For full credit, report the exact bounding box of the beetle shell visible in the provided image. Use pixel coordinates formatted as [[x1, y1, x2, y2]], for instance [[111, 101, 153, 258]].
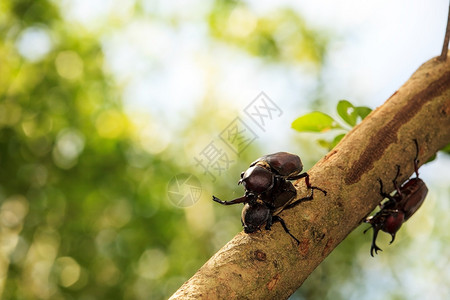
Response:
[[383, 211, 405, 234], [269, 179, 297, 214], [396, 178, 428, 220], [241, 202, 270, 233], [252, 152, 304, 177], [239, 165, 274, 194]]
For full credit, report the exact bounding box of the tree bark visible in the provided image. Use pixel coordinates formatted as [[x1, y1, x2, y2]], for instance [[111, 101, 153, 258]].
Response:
[[169, 52, 450, 300]]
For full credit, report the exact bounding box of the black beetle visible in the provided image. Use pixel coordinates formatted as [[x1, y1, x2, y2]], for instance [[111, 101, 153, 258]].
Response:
[[239, 189, 316, 244], [364, 140, 428, 256], [213, 152, 326, 243], [241, 152, 326, 201], [213, 152, 326, 208]]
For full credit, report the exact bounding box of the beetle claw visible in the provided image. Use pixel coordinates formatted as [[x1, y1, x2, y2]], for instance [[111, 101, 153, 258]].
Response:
[[370, 244, 383, 257], [363, 225, 372, 234], [212, 196, 223, 203], [311, 186, 327, 196], [389, 233, 396, 244]]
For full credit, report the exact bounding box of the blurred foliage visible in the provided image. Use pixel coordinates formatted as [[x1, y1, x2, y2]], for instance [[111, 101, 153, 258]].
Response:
[[208, 0, 328, 66], [292, 100, 450, 157], [1, 1, 321, 299], [0, 1, 218, 299]]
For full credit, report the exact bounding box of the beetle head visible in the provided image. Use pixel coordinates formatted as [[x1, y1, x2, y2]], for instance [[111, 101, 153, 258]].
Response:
[[239, 165, 274, 195], [383, 210, 404, 235], [241, 202, 270, 233]]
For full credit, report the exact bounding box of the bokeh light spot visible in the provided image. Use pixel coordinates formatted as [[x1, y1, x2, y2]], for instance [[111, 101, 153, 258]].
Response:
[[53, 128, 85, 169], [0, 102, 22, 127], [55, 51, 84, 80], [16, 26, 53, 62], [227, 7, 257, 38], [137, 248, 168, 279], [95, 110, 126, 139], [56, 257, 81, 288], [0, 195, 29, 229]]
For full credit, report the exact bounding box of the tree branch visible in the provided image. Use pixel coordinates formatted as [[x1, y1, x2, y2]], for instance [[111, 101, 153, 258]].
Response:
[[170, 52, 450, 299], [439, 3, 450, 61]]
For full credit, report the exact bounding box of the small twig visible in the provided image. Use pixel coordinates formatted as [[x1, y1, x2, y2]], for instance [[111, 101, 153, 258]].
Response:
[[439, 3, 450, 61]]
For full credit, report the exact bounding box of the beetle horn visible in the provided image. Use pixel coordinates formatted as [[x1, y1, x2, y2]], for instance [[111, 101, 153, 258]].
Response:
[[389, 233, 396, 244]]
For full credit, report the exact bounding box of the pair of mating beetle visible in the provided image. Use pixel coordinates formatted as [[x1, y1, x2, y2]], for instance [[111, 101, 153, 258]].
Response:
[[213, 152, 326, 244], [213, 140, 427, 256]]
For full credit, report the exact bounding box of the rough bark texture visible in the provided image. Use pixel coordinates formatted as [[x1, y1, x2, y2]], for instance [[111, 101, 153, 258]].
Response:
[[170, 52, 450, 300]]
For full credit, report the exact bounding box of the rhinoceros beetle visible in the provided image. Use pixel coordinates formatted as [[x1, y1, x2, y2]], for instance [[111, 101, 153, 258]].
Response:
[[240, 198, 310, 244], [364, 140, 428, 256], [213, 152, 326, 208], [212, 152, 327, 244]]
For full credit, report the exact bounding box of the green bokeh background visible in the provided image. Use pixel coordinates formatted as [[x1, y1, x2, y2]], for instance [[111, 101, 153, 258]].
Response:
[[1, 1, 449, 299]]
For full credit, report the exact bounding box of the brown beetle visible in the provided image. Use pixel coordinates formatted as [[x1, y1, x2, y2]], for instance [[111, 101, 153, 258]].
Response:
[[364, 140, 428, 256], [213, 152, 325, 208], [213, 152, 326, 243]]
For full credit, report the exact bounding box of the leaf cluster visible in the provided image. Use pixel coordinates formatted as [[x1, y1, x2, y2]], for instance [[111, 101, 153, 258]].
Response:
[[291, 100, 372, 150]]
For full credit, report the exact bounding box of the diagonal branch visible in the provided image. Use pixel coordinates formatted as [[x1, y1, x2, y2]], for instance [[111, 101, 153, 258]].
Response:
[[170, 52, 450, 300]]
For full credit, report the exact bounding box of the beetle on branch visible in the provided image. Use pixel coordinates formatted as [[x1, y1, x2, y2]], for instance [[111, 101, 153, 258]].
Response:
[[213, 152, 326, 244], [364, 140, 428, 256]]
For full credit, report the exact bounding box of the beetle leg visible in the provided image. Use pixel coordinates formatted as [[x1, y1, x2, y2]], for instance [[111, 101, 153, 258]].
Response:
[[378, 178, 395, 202], [364, 225, 383, 257], [284, 188, 314, 210], [393, 165, 402, 196], [413, 139, 420, 178], [212, 195, 247, 205], [370, 228, 383, 257], [272, 215, 300, 245], [286, 172, 307, 181], [265, 214, 273, 230], [363, 224, 372, 234], [288, 172, 327, 196]]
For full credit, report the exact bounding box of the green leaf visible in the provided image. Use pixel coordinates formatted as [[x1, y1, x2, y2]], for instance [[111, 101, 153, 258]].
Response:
[[426, 154, 437, 163], [337, 100, 372, 127], [317, 133, 346, 151], [292, 111, 341, 132], [440, 143, 450, 154], [331, 133, 346, 148], [355, 106, 372, 120], [337, 100, 357, 126], [317, 139, 331, 149]]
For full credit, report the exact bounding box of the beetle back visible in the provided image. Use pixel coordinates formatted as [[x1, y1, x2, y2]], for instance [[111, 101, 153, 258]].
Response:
[[258, 152, 304, 177]]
